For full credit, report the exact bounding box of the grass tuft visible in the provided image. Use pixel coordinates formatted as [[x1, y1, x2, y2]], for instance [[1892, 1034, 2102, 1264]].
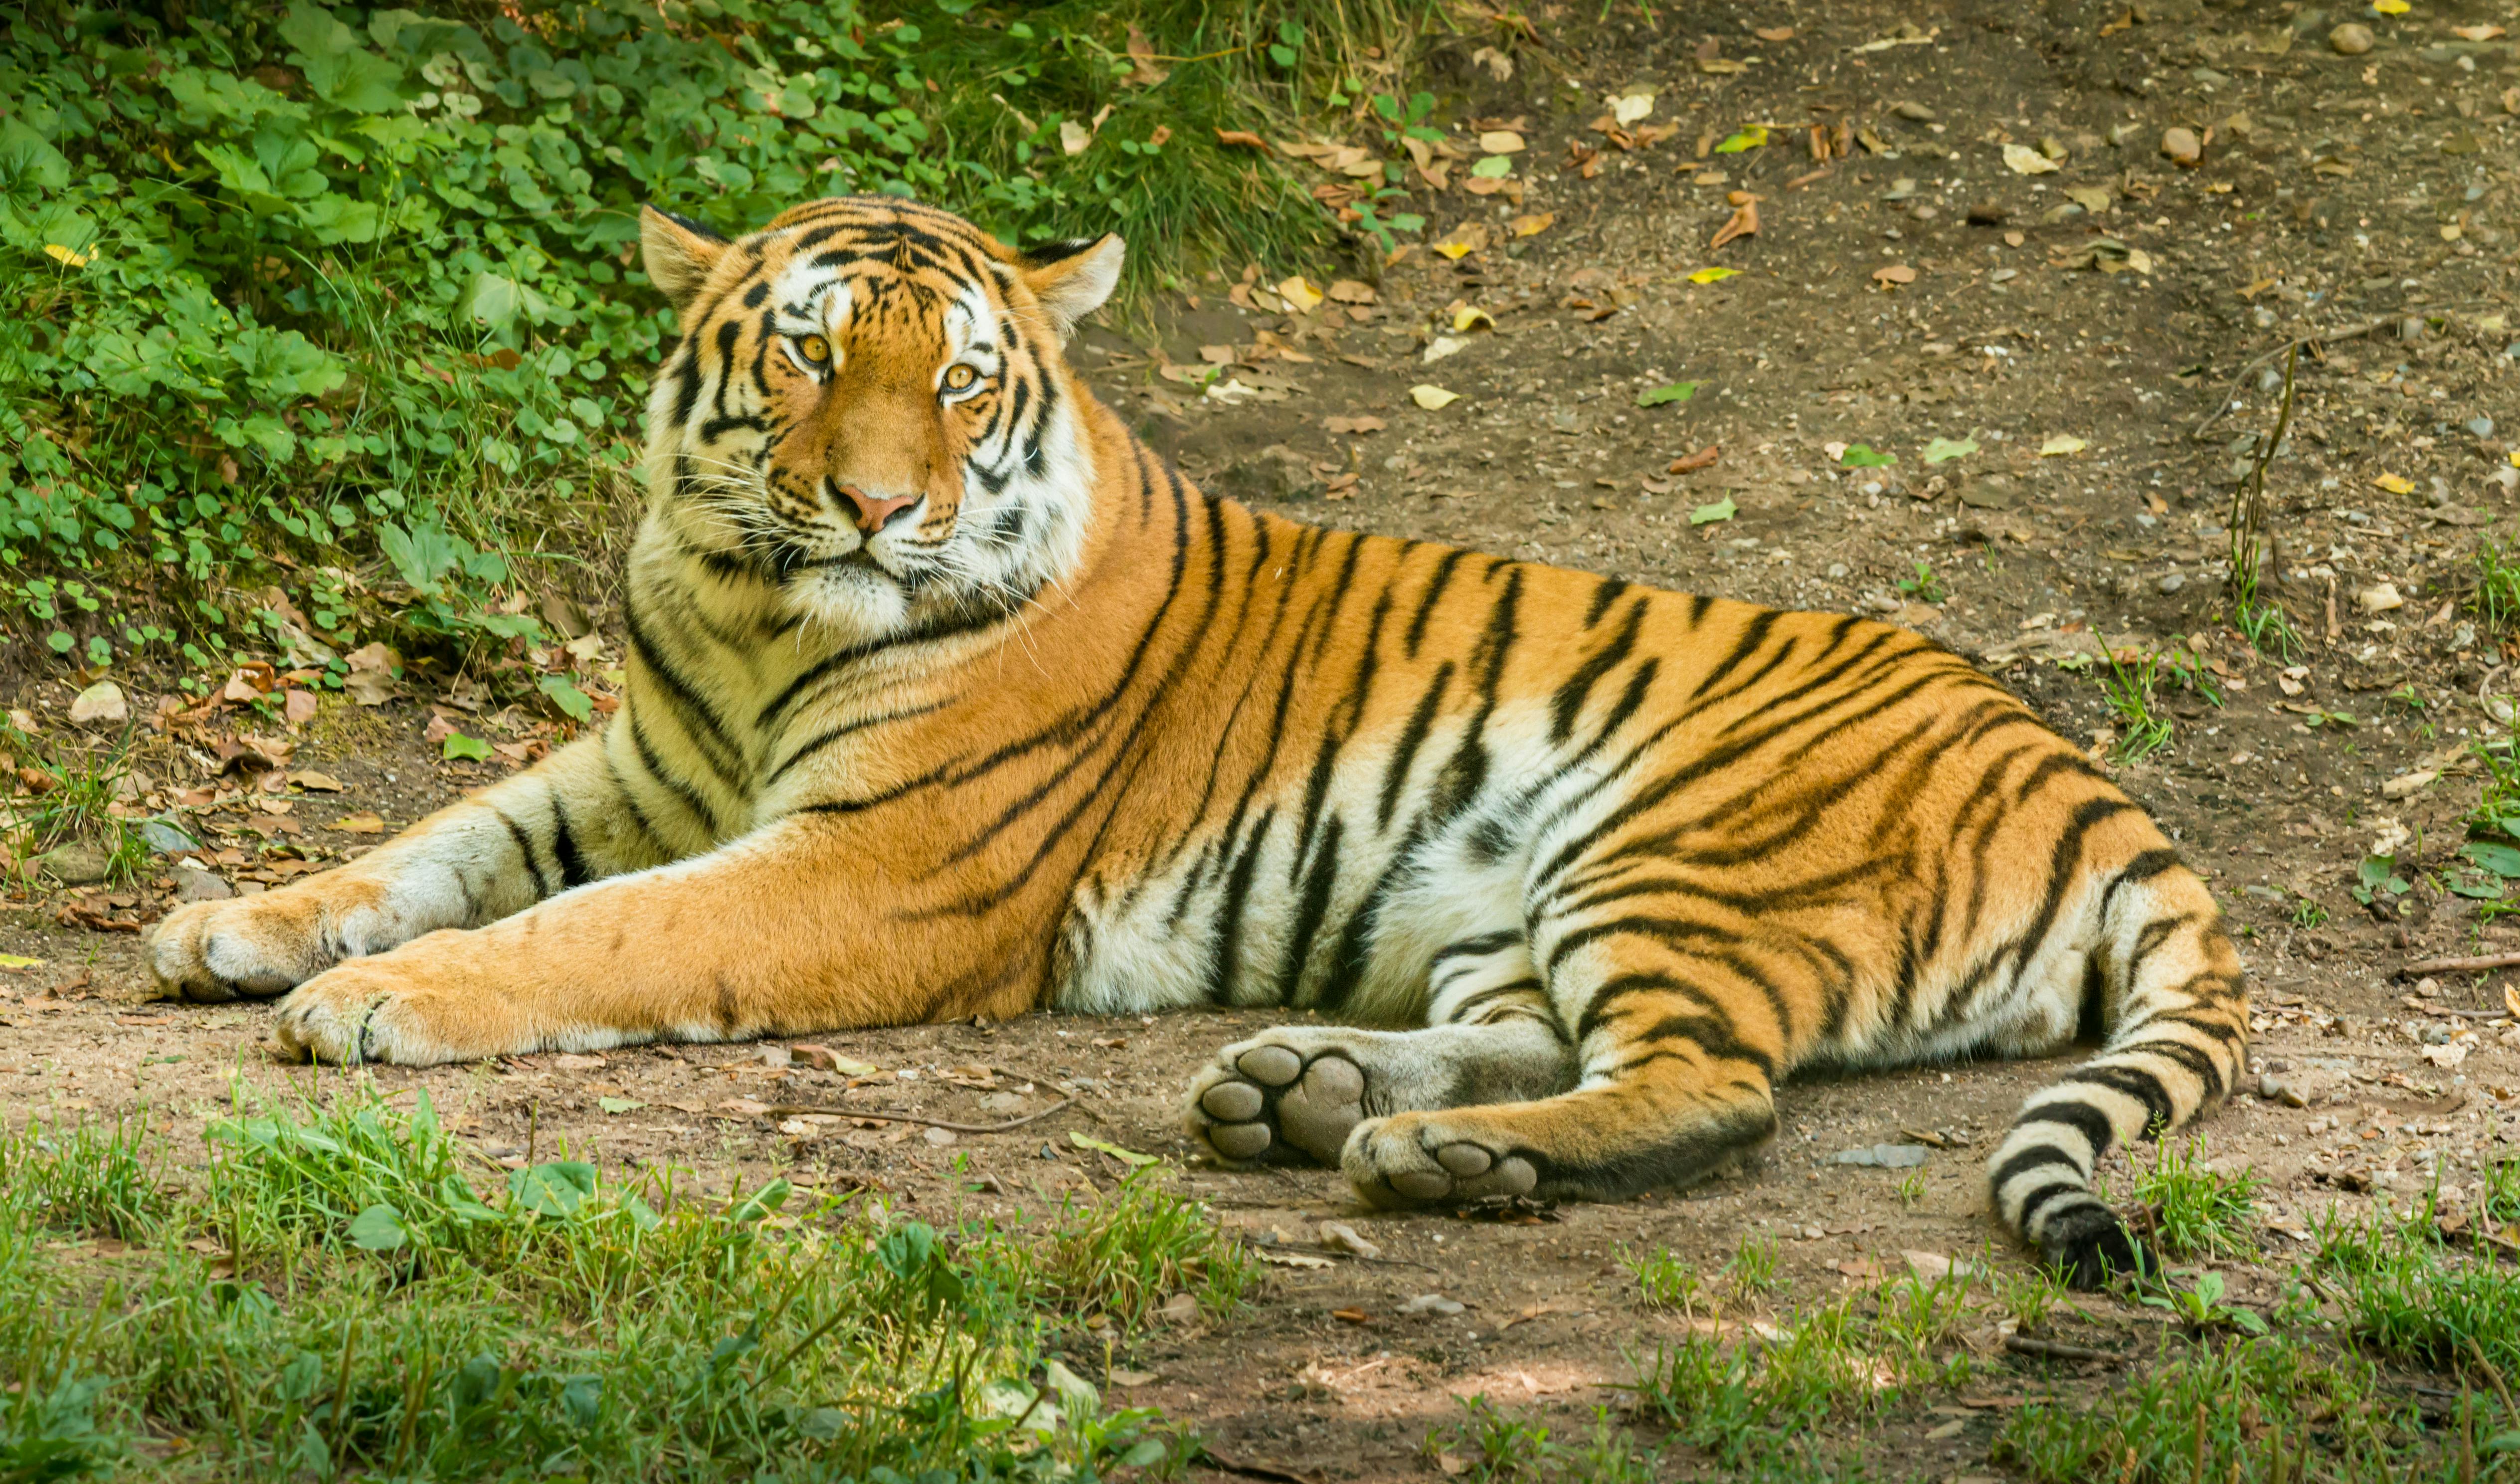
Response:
[[2133, 1139, 2263, 1260]]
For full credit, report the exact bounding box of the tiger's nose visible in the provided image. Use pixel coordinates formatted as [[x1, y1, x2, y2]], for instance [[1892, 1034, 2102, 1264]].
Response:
[[837, 485, 917, 535]]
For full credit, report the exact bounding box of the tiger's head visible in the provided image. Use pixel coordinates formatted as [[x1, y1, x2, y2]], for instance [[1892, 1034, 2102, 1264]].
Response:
[[637, 197, 1124, 640]]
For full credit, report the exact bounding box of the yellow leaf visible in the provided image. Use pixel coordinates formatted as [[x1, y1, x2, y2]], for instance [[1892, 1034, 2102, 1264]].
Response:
[[2509, 450, 2520, 469], [2373, 473, 2414, 495], [1410, 384, 1460, 410], [1687, 266, 1741, 284], [1509, 212, 1555, 238], [1275, 276, 1324, 312], [0, 953, 42, 970], [1432, 223, 1490, 260], [1450, 305, 1495, 332], [43, 244, 92, 268], [1607, 90, 1655, 126], [2038, 434, 2088, 457], [2370, 0, 2408, 12], [2002, 144, 2060, 175]]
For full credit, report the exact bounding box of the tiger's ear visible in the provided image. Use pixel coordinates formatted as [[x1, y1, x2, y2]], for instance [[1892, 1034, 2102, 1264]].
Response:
[[640, 205, 729, 320], [1017, 234, 1124, 337]]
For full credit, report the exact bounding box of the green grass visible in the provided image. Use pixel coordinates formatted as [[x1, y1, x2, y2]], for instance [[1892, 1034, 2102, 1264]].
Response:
[[1454, 1217, 2520, 1482], [1723, 1233, 1782, 1300], [1627, 1246, 1710, 1316], [0, 713, 150, 890], [1992, 1336, 2499, 1483], [2094, 643, 2220, 765], [0, 1087, 1249, 1480], [2317, 1196, 2520, 1380], [2133, 1140, 2263, 1260], [1427, 1400, 1663, 1484], [2473, 539, 2520, 638]]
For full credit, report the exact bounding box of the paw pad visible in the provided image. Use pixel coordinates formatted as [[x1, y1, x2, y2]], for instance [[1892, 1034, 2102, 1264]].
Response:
[[1189, 1047, 1370, 1166]]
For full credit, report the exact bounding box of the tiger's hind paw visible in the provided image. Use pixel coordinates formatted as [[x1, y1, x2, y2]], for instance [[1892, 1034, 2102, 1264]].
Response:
[[1184, 1041, 1369, 1166], [2039, 1201, 2147, 1290], [1345, 1113, 1539, 1207]]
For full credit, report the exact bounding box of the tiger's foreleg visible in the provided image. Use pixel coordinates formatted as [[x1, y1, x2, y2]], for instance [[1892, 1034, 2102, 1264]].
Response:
[[151, 732, 682, 1004], [263, 814, 991, 1065], [1184, 931, 1578, 1176], [1340, 927, 1784, 1208]]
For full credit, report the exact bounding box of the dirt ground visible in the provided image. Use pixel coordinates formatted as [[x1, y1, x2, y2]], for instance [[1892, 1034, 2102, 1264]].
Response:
[[6, 0, 2520, 1475]]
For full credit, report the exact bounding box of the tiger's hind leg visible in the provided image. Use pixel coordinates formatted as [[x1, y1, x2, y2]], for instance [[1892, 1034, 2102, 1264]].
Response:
[[1185, 932, 1575, 1171], [1341, 920, 1786, 1209], [1988, 855, 2248, 1287]]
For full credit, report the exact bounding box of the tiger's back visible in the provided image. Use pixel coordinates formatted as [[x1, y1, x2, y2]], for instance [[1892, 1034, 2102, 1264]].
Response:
[[148, 197, 2243, 1286]]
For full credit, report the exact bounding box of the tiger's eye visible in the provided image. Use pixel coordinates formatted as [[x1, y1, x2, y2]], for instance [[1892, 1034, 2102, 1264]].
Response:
[[943, 364, 977, 391], [797, 335, 831, 364]]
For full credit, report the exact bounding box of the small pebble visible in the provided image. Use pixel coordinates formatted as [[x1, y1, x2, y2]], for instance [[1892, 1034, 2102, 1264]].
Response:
[[2469, 415, 2496, 439], [2158, 573, 2187, 594], [2329, 21, 2374, 54]]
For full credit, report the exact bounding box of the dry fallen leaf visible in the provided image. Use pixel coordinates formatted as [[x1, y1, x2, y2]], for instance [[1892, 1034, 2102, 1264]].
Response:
[[1451, 304, 1495, 332], [1607, 90, 1655, 125], [291, 770, 345, 792], [1709, 199, 1759, 248], [1433, 222, 1491, 259], [2039, 433, 2089, 457], [1059, 119, 1093, 156], [1215, 128, 1267, 149], [2001, 143, 2059, 175], [2372, 473, 2414, 495], [329, 811, 385, 834], [1276, 276, 1324, 312], [1324, 414, 1387, 434], [1872, 263, 1918, 287], [1410, 384, 1460, 410], [1326, 278, 1376, 304], [1477, 129, 1527, 154], [1509, 212, 1555, 238], [1668, 444, 1721, 474]]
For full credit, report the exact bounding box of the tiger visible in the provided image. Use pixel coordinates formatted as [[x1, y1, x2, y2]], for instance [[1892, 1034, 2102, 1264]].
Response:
[[148, 195, 2247, 1285]]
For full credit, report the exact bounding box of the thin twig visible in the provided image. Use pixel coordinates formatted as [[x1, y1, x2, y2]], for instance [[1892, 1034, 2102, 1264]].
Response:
[[2226, 341, 2299, 604], [2191, 302, 2494, 441], [754, 1098, 1075, 1135], [2003, 1334, 2125, 1365], [2468, 1335, 2519, 1421], [2401, 952, 2520, 976]]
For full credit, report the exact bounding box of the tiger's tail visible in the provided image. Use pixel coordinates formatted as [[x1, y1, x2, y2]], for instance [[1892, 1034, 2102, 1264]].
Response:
[[1987, 854, 2249, 1287]]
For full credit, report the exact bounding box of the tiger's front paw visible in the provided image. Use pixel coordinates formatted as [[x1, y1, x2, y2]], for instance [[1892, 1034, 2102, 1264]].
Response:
[[149, 876, 393, 1003], [271, 937, 512, 1066]]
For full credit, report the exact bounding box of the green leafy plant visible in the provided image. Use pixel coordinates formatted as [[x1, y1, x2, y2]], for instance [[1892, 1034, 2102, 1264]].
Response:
[[2353, 852, 2412, 909], [0, 0, 1427, 676], [1894, 560, 1946, 605], [2139, 1270, 2268, 1335]]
